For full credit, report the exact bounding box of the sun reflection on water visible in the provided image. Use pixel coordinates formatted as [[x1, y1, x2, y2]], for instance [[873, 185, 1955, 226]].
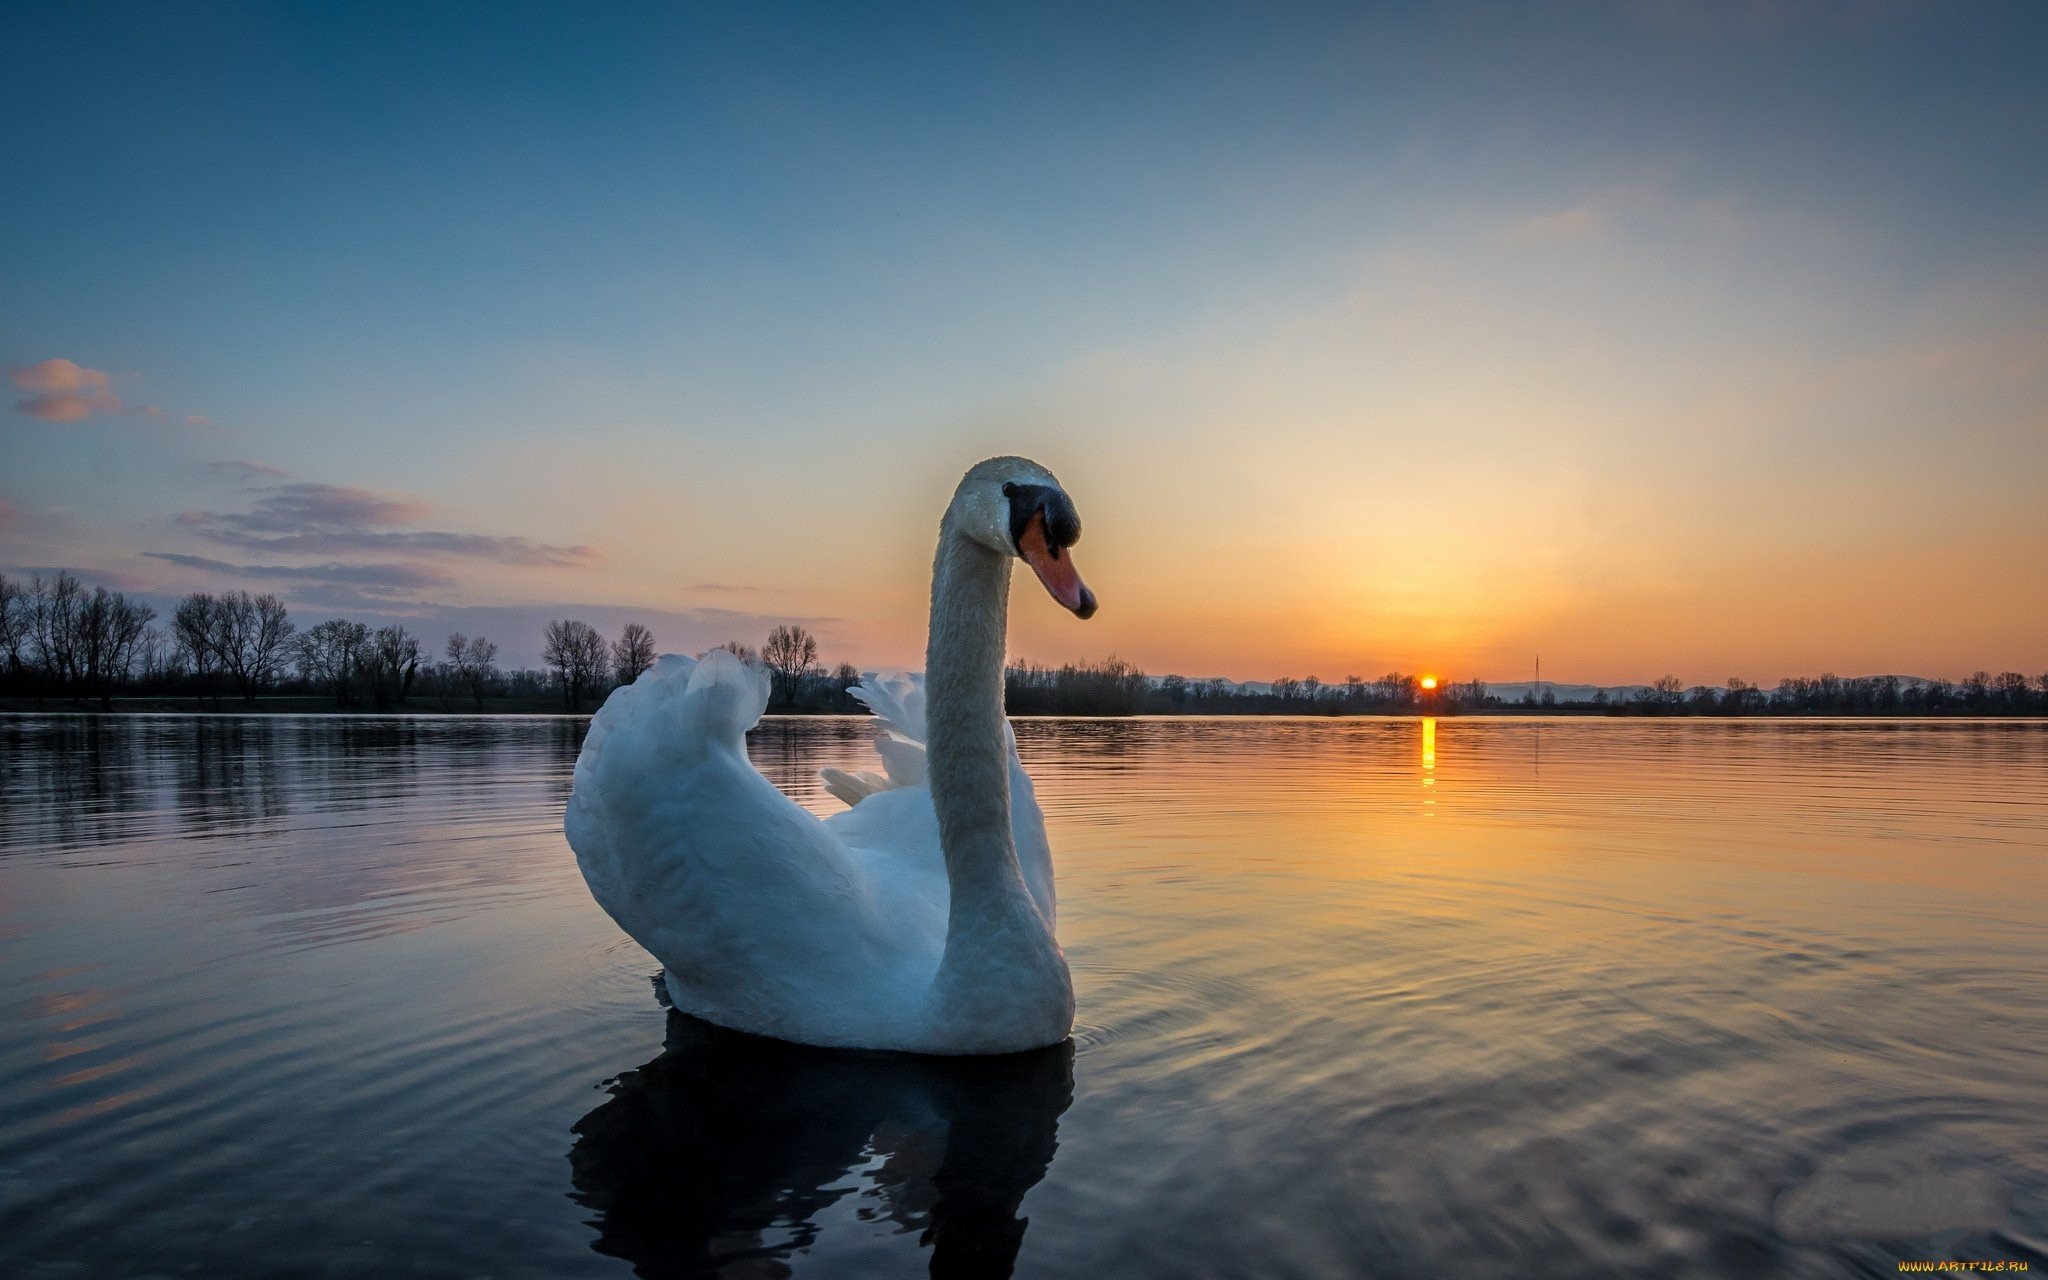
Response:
[[1421, 716, 1436, 812]]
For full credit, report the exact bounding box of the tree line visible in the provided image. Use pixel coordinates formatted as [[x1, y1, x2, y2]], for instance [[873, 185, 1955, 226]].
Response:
[[0, 573, 870, 714], [3, 571, 2042, 716], [1005, 660, 1496, 715], [1004, 658, 2048, 717], [1600, 671, 2048, 716]]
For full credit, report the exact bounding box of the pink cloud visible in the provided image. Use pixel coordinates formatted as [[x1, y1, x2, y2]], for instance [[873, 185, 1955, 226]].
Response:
[[9, 358, 110, 394], [8, 357, 219, 425], [10, 358, 124, 422]]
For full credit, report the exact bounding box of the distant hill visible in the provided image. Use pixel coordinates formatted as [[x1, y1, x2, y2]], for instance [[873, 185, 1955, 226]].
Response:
[[1482, 681, 1651, 703]]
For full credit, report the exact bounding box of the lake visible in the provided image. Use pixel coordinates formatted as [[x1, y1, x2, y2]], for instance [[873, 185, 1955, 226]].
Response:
[[3, 714, 2045, 1278]]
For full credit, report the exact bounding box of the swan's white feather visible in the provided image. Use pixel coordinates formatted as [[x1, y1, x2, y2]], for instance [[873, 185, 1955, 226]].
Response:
[[822, 672, 1055, 929], [568, 651, 936, 1048], [567, 653, 1057, 1049]]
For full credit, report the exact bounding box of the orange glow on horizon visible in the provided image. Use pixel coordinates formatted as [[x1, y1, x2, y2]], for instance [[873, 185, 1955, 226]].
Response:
[[1420, 676, 1439, 690]]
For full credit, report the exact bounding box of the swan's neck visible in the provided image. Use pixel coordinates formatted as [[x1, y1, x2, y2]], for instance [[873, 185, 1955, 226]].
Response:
[[925, 520, 1036, 941]]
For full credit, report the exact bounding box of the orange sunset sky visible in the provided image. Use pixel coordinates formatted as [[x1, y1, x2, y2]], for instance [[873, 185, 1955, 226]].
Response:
[[4, 4, 2045, 682]]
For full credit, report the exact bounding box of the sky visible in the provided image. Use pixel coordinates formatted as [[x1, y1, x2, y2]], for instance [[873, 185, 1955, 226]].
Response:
[[4, 0, 2045, 683]]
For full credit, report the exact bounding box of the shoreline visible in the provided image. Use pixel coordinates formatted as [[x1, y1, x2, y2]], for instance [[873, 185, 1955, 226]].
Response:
[[4, 701, 2044, 723]]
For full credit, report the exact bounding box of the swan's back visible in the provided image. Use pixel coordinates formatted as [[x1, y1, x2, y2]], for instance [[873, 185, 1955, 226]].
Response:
[[567, 653, 935, 1047]]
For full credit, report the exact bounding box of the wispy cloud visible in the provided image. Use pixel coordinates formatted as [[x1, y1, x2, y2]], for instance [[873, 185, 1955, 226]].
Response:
[[179, 480, 595, 567], [209, 458, 290, 482], [9, 358, 123, 422], [214, 481, 431, 534], [142, 552, 457, 590], [1504, 184, 1747, 248], [194, 526, 595, 566]]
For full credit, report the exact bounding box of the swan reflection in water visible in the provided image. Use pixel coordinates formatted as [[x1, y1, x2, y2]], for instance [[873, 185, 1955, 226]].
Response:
[[569, 1004, 1074, 1279]]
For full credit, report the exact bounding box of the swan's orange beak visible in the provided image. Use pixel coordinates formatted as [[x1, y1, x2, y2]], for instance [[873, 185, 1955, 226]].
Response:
[[1020, 511, 1097, 619]]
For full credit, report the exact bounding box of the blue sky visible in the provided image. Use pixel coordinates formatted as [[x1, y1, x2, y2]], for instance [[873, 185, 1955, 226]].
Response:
[[5, 1, 2045, 678]]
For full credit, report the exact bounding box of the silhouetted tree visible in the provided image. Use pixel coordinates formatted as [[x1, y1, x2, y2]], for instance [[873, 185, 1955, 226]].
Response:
[[544, 619, 610, 710], [73, 587, 155, 708], [172, 593, 220, 706], [28, 572, 84, 687], [1995, 672, 2029, 711], [295, 619, 372, 705], [364, 625, 422, 709], [762, 624, 820, 708], [0, 573, 30, 688], [214, 591, 296, 704], [1005, 654, 1149, 715], [612, 622, 657, 686], [445, 632, 500, 711]]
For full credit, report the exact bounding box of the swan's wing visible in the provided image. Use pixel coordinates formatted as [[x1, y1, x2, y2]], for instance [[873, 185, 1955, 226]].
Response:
[[568, 651, 932, 1044], [820, 671, 926, 803], [822, 670, 1057, 928]]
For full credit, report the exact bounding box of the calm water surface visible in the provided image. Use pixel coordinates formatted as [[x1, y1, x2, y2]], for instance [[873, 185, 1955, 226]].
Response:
[[3, 714, 2046, 1278]]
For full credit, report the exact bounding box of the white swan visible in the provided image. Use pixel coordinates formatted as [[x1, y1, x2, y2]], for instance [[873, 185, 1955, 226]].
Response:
[[566, 457, 1097, 1054]]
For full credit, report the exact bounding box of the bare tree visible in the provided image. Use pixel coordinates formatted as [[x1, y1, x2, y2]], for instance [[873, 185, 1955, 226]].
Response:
[[29, 572, 85, 688], [214, 592, 296, 704], [761, 624, 819, 708], [446, 632, 500, 711], [544, 619, 609, 710], [1994, 671, 2029, 710], [73, 587, 155, 708], [716, 640, 756, 664], [612, 622, 657, 686], [173, 593, 223, 707], [295, 619, 371, 705], [0, 573, 28, 687], [464, 634, 499, 709], [134, 624, 176, 685], [365, 625, 422, 709]]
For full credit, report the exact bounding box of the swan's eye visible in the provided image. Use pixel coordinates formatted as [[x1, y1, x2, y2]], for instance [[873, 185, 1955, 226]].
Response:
[[1003, 482, 1081, 556]]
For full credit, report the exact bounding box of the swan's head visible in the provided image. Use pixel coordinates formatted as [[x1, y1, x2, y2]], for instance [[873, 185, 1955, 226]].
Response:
[[951, 456, 1097, 619]]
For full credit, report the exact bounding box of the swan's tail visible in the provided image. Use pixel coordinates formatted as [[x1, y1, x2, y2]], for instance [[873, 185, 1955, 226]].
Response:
[[576, 649, 769, 780], [569, 648, 771, 894], [679, 649, 772, 744]]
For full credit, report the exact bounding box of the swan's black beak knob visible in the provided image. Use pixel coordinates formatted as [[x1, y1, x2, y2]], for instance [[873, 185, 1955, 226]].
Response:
[[1006, 484, 1094, 619]]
